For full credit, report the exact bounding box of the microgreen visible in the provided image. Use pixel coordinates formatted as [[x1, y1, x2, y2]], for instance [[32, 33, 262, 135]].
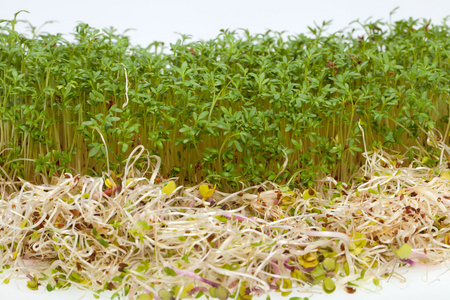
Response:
[[1, 13, 450, 191], [2, 10, 450, 300]]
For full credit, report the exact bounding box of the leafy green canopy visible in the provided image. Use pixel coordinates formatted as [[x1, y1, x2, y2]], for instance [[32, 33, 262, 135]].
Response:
[[0, 13, 449, 191]]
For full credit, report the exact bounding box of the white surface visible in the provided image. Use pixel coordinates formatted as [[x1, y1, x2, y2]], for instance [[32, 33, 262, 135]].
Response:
[[2, 0, 450, 299], [2, 0, 450, 47]]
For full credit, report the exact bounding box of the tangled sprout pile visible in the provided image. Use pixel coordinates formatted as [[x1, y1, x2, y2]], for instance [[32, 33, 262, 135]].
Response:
[[1, 138, 450, 300]]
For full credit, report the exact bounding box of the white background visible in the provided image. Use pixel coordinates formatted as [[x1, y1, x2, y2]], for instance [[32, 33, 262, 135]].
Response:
[[3, 0, 450, 47], [2, 0, 450, 299]]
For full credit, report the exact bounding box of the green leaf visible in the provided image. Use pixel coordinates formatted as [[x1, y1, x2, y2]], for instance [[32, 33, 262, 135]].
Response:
[[358, 268, 366, 280], [97, 236, 109, 248], [322, 277, 336, 294], [199, 111, 209, 120], [234, 140, 243, 152], [26, 276, 38, 290], [344, 261, 350, 276], [69, 272, 82, 282], [135, 221, 152, 231], [20, 218, 28, 228], [373, 278, 380, 287], [112, 292, 121, 300], [93, 228, 109, 248], [163, 267, 177, 277], [195, 291, 204, 299], [221, 264, 240, 271], [368, 188, 379, 194], [250, 241, 263, 247], [89, 145, 101, 157], [159, 290, 174, 300], [182, 252, 190, 264], [322, 257, 336, 272]]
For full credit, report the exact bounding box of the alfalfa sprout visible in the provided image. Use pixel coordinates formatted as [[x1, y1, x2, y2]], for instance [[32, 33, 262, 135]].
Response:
[[1, 139, 450, 299]]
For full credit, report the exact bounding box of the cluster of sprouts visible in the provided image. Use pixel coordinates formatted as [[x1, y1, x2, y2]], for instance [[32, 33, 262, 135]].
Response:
[[1, 140, 450, 300]]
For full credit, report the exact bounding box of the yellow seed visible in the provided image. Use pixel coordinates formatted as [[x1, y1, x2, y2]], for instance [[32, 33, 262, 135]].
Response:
[[441, 171, 450, 180], [27, 279, 38, 290], [199, 184, 216, 199], [20, 218, 28, 229], [162, 181, 176, 195], [444, 234, 450, 245], [302, 188, 316, 200], [298, 253, 318, 268], [137, 294, 153, 300], [105, 178, 116, 189], [125, 178, 137, 188], [276, 278, 292, 297], [291, 269, 306, 282]]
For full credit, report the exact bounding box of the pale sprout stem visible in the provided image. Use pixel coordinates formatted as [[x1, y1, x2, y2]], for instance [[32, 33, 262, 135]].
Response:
[[358, 121, 370, 177], [119, 62, 130, 108], [1, 134, 450, 297], [94, 127, 110, 175]]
